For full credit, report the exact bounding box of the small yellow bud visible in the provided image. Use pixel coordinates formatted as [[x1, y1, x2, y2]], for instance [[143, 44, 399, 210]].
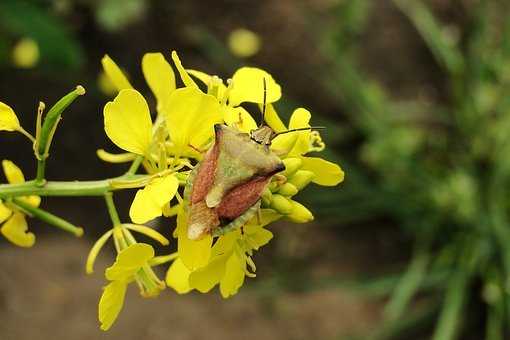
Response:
[[286, 201, 314, 223], [278, 183, 298, 197], [288, 170, 315, 190], [261, 187, 273, 206], [228, 28, 261, 58], [270, 194, 293, 214], [12, 38, 39, 69], [283, 157, 302, 177]]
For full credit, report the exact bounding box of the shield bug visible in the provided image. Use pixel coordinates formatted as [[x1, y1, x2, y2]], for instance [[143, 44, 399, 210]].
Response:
[[184, 80, 321, 240]]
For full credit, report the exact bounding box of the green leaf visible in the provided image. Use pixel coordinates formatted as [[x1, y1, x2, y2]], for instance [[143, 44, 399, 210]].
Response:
[[98, 279, 128, 331], [392, 0, 464, 74], [105, 243, 154, 281], [432, 270, 470, 340]]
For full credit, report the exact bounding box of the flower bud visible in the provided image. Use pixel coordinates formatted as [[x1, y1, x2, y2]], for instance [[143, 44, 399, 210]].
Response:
[[288, 170, 315, 190], [283, 157, 302, 177], [286, 200, 314, 223], [261, 187, 273, 206], [277, 183, 298, 197], [270, 194, 293, 214]]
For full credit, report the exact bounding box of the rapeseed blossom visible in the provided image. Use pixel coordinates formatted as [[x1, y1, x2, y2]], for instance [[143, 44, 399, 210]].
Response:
[[0, 160, 40, 247], [97, 50, 344, 327]]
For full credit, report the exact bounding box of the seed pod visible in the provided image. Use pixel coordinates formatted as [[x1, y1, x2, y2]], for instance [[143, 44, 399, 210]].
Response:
[[184, 124, 285, 240]]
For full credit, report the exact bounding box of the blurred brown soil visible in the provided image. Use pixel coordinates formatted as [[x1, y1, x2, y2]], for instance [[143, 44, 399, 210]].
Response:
[[0, 238, 381, 340]]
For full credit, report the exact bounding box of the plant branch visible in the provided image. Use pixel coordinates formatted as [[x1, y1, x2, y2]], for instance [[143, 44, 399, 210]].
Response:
[[12, 198, 84, 236]]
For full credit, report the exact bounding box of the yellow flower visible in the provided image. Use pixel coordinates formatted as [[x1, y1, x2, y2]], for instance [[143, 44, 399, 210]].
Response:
[[167, 209, 279, 297], [228, 28, 261, 58], [103, 89, 179, 224], [163, 62, 344, 298], [162, 87, 223, 157], [98, 243, 164, 331], [11, 37, 39, 69], [0, 160, 41, 247]]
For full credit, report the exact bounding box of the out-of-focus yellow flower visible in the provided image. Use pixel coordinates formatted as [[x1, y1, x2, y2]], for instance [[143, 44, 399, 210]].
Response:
[[97, 71, 117, 96], [11, 38, 39, 69], [228, 28, 261, 58], [101, 55, 133, 92], [0, 160, 40, 247]]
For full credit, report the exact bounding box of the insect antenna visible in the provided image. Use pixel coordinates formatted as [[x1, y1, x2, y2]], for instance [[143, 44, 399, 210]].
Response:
[[259, 77, 267, 127], [273, 126, 325, 137]]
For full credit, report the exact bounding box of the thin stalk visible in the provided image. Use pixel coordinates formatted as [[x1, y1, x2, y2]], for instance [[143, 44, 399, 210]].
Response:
[[12, 198, 83, 236], [104, 193, 121, 227], [125, 155, 144, 176], [0, 175, 146, 198]]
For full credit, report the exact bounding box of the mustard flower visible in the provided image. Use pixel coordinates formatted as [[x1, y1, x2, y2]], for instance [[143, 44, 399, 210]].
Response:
[[163, 60, 344, 297], [0, 160, 40, 247]]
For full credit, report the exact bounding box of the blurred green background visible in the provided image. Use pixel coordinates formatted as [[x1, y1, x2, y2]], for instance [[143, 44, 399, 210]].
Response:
[[1, 0, 510, 339]]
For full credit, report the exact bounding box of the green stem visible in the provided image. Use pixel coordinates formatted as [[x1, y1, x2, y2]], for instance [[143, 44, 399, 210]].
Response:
[[35, 159, 46, 186], [35, 86, 85, 185], [0, 175, 146, 198], [12, 198, 83, 237], [126, 155, 144, 175], [104, 193, 121, 227]]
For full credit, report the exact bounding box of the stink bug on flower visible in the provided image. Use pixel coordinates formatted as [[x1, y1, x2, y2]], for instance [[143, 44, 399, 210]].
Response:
[[184, 80, 322, 240]]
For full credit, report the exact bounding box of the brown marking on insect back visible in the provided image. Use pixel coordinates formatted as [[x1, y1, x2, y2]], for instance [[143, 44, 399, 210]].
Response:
[[216, 176, 271, 220], [188, 201, 220, 240], [191, 133, 221, 204]]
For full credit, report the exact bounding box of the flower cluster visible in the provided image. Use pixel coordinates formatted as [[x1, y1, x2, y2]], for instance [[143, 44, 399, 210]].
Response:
[[0, 50, 344, 331], [97, 50, 343, 310]]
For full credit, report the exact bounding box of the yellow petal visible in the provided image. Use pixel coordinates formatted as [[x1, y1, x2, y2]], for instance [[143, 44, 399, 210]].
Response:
[[105, 243, 154, 281], [244, 225, 273, 250], [123, 224, 169, 246], [264, 104, 286, 133], [1, 212, 35, 247], [2, 160, 25, 184], [98, 279, 128, 331], [272, 108, 311, 156], [219, 252, 246, 298], [224, 106, 257, 133], [97, 71, 117, 96], [211, 230, 240, 257], [286, 200, 314, 223], [19, 195, 41, 208], [163, 87, 222, 153], [96, 149, 137, 163], [142, 53, 176, 111], [187, 69, 227, 99], [176, 207, 212, 270], [229, 67, 281, 107], [165, 258, 192, 294], [129, 174, 179, 224], [101, 55, 133, 91], [0, 102, 21, 131], [0, 200, 12, 224], [170, 51, 198, 88], [104, 89, 152, 155], [301, 157, 345, 186], [189, 254, 227, 293]]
